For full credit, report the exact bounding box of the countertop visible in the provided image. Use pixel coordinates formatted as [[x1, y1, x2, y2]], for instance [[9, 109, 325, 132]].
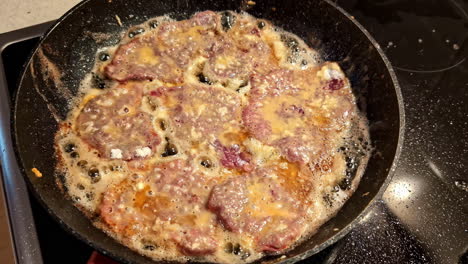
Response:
[[0, 0, 81, 34]]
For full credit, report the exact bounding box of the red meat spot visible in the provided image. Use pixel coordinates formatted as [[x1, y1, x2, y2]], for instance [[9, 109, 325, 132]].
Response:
[[251, 28, 260, 36], [214, 140, 253, 172], [324, 79, 344, 91], [149, 90, 162, 97]]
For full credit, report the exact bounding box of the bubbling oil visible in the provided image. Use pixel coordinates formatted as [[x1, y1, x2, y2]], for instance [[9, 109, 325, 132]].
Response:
[[54, 11, 371, 264]]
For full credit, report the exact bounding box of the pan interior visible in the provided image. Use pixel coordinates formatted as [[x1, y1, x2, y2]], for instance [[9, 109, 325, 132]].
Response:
[[13, 0, 402, 263]]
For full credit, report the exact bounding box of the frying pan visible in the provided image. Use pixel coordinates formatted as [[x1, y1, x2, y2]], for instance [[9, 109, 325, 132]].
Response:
[[12, 0, 405, 263]]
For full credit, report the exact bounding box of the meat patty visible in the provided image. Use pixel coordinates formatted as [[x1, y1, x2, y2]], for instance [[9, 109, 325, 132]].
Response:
[[151, 84, 254, 171], [105, 11, 277, 88], [202, 23, 275, 84], [100, 160, 218, 255], [206, 177, 248, 232], [173, 228, 218, 256], [150, 84, 242, 144], [203, 37, 252, 84], [105, 11, 219, 83], [207, 173, 305, 252], [76, 83, 160, 160], [242, 63, 355, 164], [256, 218, 305, 252], [104, 38, 184, 83]]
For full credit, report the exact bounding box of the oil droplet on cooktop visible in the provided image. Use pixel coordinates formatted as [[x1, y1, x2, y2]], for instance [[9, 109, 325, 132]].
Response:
[[454, 180, 468, 192]]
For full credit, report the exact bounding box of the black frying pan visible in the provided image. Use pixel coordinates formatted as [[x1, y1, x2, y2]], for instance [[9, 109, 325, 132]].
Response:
[[12, 0, 404, 263]]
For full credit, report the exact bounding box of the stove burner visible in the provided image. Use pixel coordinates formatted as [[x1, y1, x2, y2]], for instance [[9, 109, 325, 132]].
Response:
[[340, 0, 468, 73]]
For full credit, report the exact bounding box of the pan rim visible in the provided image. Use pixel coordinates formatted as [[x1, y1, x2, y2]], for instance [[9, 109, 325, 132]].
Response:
[[9, 0, 144, 263], [10, 0, 406, 263]]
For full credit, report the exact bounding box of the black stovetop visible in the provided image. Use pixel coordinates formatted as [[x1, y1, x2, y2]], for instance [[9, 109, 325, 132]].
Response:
[[0, 0, 467, 263]]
